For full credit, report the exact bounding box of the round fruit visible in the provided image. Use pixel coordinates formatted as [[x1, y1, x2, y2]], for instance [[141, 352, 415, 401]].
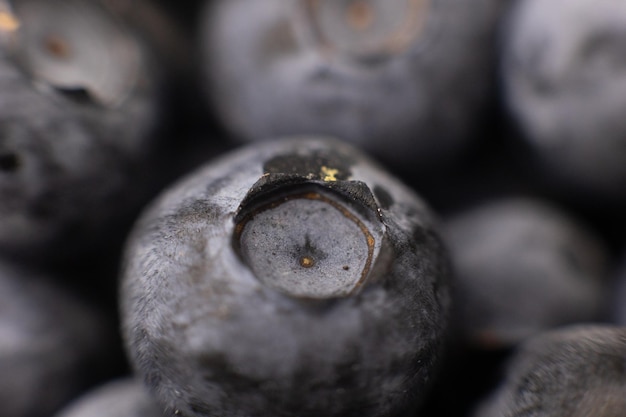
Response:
[[444, 197, 609, 348], [201, 0, 502, 170], [0, 257, 117, 417], [473, 325, 626, 417], [0, 0, 173, 262], [121, 137, 451, 417], [502, 0, 626, 200]]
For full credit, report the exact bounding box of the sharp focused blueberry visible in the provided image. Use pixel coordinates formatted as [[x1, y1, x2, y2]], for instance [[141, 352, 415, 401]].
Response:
[[121, 137, 451, 417], [502, 0, 626, 200], [200, 0, 502, 170], [53, 377, 163, 417], [0, 257, 118, 417], [473, 325, 626, 417], [0, 0, 178, 262], [444, 197, 609, 349]]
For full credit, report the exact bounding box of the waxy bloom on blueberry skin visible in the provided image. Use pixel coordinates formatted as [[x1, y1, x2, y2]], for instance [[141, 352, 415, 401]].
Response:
[[473, 325, 626, 417], [121, 137, 451, 417]]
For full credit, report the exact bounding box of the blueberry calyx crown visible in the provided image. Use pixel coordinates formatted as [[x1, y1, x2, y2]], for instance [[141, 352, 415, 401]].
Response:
[[233, 160, 386, 300]]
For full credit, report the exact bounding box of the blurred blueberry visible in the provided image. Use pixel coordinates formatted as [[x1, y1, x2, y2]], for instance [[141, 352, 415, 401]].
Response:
[[200, 0, 503, 172], [53, 377, 164, 417], [502, 0, 626, 201], [0, 257, 119, 417], [0, 0, 185, 263], [473, 325, 626, 417], [444, 197, 610, 349]]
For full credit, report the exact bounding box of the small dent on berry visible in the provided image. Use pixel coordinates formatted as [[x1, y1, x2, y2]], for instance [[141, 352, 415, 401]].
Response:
[[373, 185, 394, 210], [42, 34, 72, 60], [0, 153, 20, 173], [346, 1, 374, 31], [260, 19, 299, 60]]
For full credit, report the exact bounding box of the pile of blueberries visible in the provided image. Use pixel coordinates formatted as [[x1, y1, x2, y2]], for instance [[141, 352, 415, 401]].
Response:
[[1, 0, 625, 416]]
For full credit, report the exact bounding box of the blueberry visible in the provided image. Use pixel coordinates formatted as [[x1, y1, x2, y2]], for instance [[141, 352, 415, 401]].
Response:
[[444, 197, 609, 349], [0, 257, 118, 417], [121, 137, 451, 417], [473, 325, 626, 417], [53, 377, 163, 417], [502, 0, 626, 200], [0, 0, 176, 262], [200, 0, 502, 170]]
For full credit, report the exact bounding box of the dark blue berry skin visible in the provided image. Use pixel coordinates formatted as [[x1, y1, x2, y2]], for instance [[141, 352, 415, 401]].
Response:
[[473, 325, 626, 417], [200, 0, 503, 172], [611, 252, 626, 326], [53, 378, 164, 417], [121, 137, 451, 417], [0, 0, 181, 263], [502, 0, 626, 202], [0, 257, 118, 417], [443, 197, 609, 349]]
